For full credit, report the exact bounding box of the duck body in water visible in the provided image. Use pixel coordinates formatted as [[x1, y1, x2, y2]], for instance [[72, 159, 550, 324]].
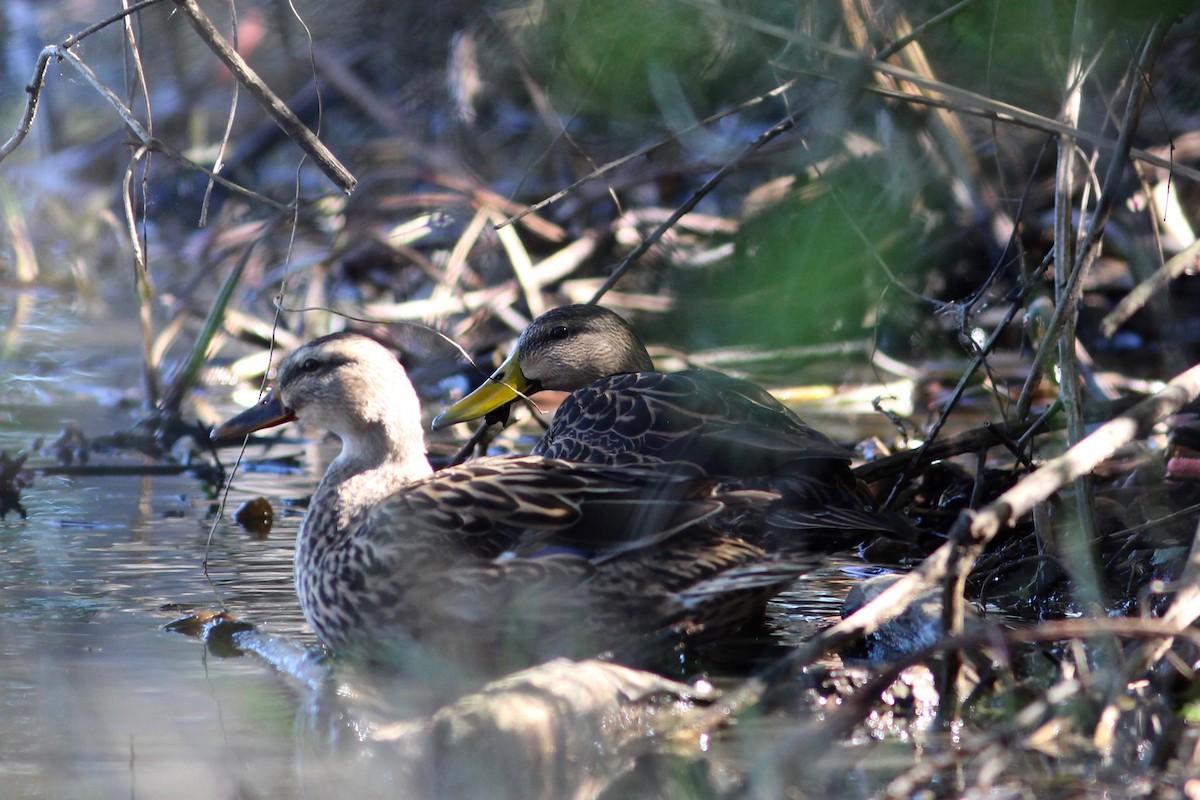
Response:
[[433, 305, 917, 549], [215, 332, 803, 675]]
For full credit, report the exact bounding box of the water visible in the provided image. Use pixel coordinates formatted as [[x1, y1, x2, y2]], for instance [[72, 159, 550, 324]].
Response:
[[0, 295, 302, 798], [0, 469, 299, 798]]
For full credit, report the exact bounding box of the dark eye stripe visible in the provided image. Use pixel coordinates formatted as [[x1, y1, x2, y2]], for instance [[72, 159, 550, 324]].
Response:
[[287, 353, 353, 384]]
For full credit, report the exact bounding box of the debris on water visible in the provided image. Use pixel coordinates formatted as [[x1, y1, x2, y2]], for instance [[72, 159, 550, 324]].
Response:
[[0, 450, 29, 520], [842, 573, 982, 663], [163, 609, 239, 637], [47, 424, 89, 465], [163, 610, 256, 658], [234, 496, 274, 536]]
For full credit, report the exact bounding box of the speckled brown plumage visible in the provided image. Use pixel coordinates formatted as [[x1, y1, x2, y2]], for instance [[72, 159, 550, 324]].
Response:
[[215, 332, 801, 674]]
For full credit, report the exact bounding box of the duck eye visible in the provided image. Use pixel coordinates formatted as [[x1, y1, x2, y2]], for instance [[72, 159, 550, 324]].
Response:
[[549, 325, 569, 341], [300, 358, 321, 373]]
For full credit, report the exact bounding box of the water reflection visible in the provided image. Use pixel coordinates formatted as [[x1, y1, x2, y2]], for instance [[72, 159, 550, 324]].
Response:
[[0, 616, 298, 799], [223, 625, 729, 800], [0, 292, 310, 796]]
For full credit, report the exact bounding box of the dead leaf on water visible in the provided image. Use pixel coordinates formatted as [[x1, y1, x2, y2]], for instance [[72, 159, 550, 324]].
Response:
[[164, 610, 256, 657], [163, 610, 241, 637], [235, 496, 274, 535]]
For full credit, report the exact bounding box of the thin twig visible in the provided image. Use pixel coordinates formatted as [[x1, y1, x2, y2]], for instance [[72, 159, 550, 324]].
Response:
[[873, 0, 978, 62], [63, 0, 167, 48], [170, 0, 356, 194], [587, 110, 804, 304], [772, 616, 1199, 767], [1102, 238, 1200, 337], [200, 0, 243, 226], [0, 50, 51, 162], [881, 254, 1052, 508], [1011, 17, 1173, 422], [47, 47, 292, 210], [1, 0, 167, 161], [680, 0, 1200, 184], [848, 80, 1200, 183], [496, 78, 802, 230]]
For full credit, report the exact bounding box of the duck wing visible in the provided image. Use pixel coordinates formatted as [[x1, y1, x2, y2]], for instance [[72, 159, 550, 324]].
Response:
[[534, 370, 854, 476], [398, 530, 806, 670], [360, 455, 750, 564]]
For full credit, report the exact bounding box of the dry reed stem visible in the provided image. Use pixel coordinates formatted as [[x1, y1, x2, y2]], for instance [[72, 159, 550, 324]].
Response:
[[362, 234, 601, 323], [1047, 0, 1106, 635], [1102, 239, 1200, 338], [1014, 19, 1172, 422]]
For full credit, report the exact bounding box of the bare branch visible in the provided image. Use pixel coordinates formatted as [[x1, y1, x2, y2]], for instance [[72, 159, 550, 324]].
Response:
[[0, 47, 52, 161], [1102, 238, 1200, 337], [171, 0, 356, 194]]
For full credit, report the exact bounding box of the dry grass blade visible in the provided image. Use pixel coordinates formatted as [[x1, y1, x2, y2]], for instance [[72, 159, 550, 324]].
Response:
[[122, 144, 159, 410], [362, 234, 600, 322], [491, 210, 544, 319], [1102, 239, 1200, 337], [441, 206, 491, 296]]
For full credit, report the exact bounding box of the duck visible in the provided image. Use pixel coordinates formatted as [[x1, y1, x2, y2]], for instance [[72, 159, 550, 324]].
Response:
[[431, 304, 917, 548], [213, 332, 803, 676]]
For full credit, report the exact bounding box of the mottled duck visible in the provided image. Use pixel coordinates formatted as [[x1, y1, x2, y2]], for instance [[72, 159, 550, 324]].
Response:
[[432, 305, 917, 548], [214, 332, 802, 675]]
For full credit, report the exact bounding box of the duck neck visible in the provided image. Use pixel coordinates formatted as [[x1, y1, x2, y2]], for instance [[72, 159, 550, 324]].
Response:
[[300, 417, 433, 553]]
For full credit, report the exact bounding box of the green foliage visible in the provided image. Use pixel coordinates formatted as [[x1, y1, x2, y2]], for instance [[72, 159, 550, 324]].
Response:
[[676, 156, 930, 349], [522, 0, 787, 123], [930, 0, 1188, 107]]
